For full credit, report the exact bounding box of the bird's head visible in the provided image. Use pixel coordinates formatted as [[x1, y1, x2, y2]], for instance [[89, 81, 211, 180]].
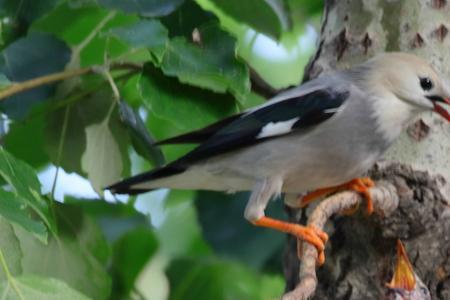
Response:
[[367, 52, 450, 122], [385, 240, 430, 300]]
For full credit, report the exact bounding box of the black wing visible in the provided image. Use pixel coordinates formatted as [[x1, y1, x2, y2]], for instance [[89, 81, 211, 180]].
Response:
[[178, 88, 349, 164], [154, 113, 243, 145], [107, 87, 349, 194]]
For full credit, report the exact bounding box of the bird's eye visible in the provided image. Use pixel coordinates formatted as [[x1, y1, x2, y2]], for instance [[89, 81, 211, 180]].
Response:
[[420, 77, 433, 91]]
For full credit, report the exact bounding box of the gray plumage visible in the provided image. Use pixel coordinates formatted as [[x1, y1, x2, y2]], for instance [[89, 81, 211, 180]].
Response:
[[108, 52, 450, 223]]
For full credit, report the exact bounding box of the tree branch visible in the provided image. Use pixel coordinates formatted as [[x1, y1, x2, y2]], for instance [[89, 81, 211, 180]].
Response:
[[282, 182, 399, 300], [0, 68, 91, 100], [0, 62, 143, 101]]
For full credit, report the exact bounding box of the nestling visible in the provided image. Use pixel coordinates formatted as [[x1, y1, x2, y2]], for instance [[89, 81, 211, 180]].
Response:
[[107, 52, 450, 264], [385, 240, 430, 300]]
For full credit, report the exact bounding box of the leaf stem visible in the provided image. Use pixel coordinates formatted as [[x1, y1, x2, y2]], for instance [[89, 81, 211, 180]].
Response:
[[49, 105, 71, 231], [0, 247, 24, 300], [103, 69, 121, 102], [99, 68, 121, 120]]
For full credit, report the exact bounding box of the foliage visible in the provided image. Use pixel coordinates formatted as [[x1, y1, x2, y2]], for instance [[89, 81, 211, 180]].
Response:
[[0, 0, 322, 299]]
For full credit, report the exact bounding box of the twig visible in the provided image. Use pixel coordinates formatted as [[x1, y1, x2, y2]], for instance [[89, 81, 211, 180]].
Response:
[[0, 62, 142, 101], [30, 69, 137, 120], [0, 68, 91, 100], [282, 181, 399, 300]]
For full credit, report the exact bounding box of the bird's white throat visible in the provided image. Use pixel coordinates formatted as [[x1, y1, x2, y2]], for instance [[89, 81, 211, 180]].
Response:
[[371, 94, 421, 142]]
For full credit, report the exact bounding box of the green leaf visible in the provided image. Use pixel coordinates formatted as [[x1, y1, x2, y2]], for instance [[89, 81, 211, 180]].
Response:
[[240, 92, 266, 110], [139, 64, 238, 133], [64, 196, 150, 243], [32, 3, 137, 67], [195, 191, 284, 270], [205, 0, 290, 39], [0, 275, 91, 300], [0, 73, 11, 89], [45, 102, 95, 175], [111, 227, 158, 296], [109, 19, 168, 63], [0, 149, 43, 202], [292, 0, 324, 15], [118, 101, 165, 167], [0, 0, 61, 24], [197, 0, 316, 89], [64, 196, 141, 219], [0, 190, 47, 243], [0, 0, 61, 47], [132, 253, 169, 300], [45, 89, 130, 179], [0, 217, 22, 282], [81, 111, 123, 195], [145, 111, 196, 162], [98, 0, 185, 17], [0, 32, 71, 119], [161, 1, 213, 38], [119, 73, 143, 108], [4, 114, 50, 169], [109, 19, 168, 50], [155, 191, 211, 258], [0, 148, 53, 242], [159, 23, 250, 100], [15, 204, 111, 300], [167, 258, 282, 300], [259, 274, 285, 300], [33, 3, 117, 47]]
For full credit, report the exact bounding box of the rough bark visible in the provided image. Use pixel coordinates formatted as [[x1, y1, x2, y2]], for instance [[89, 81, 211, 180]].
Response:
[[284, 1, 450, 299]]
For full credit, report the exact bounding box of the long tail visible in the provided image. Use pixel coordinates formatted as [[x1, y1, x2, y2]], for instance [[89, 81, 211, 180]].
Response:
[[105, 164, 186, 195]]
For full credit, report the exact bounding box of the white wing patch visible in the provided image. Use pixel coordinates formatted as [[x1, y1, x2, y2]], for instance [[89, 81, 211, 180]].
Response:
[[323, 107, 341, 114], [256, 118, 300, 139]]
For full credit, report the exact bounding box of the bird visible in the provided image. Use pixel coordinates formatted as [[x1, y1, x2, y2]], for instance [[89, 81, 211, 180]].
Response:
[[107, 52, 450, 264], [385, 240, 431, 300]]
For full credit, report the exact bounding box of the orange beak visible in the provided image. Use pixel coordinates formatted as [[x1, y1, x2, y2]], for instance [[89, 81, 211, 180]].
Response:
[[386, 240, 416, 291], [433, 98, 450, 122]]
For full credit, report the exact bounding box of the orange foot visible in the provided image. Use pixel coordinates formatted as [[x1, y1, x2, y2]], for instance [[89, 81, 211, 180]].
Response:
[[296, 237, 325, 265], [253, 216, 328, 265], [299, 177, 376, 215]]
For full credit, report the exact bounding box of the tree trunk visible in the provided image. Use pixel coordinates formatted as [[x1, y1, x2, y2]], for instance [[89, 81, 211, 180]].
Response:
[[284, 1, 450, 299]]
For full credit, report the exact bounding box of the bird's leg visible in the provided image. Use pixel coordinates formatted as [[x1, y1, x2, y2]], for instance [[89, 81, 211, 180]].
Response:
[[299, 177, 375, 214], [284, 194, 327, 263], [245, 179, 329, 265], [253, 217, 328, 265]]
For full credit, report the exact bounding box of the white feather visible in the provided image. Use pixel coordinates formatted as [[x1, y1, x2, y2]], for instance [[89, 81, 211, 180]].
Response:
[[371, 94, 418, 142], [323, 107, 341, 114], [256, 118, 300, 139]]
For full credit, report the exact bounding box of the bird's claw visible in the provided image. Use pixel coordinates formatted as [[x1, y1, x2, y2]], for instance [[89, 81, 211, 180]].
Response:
[[252, 216, 328, 265], [294, 224, 328, 266], [299, 177, 376, 215], [344, 177, 375, 215]]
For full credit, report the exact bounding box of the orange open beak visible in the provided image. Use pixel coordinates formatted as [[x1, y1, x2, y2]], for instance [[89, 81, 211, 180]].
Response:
[[386, 240, 416, 291], [433, 98, 450, 122]]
